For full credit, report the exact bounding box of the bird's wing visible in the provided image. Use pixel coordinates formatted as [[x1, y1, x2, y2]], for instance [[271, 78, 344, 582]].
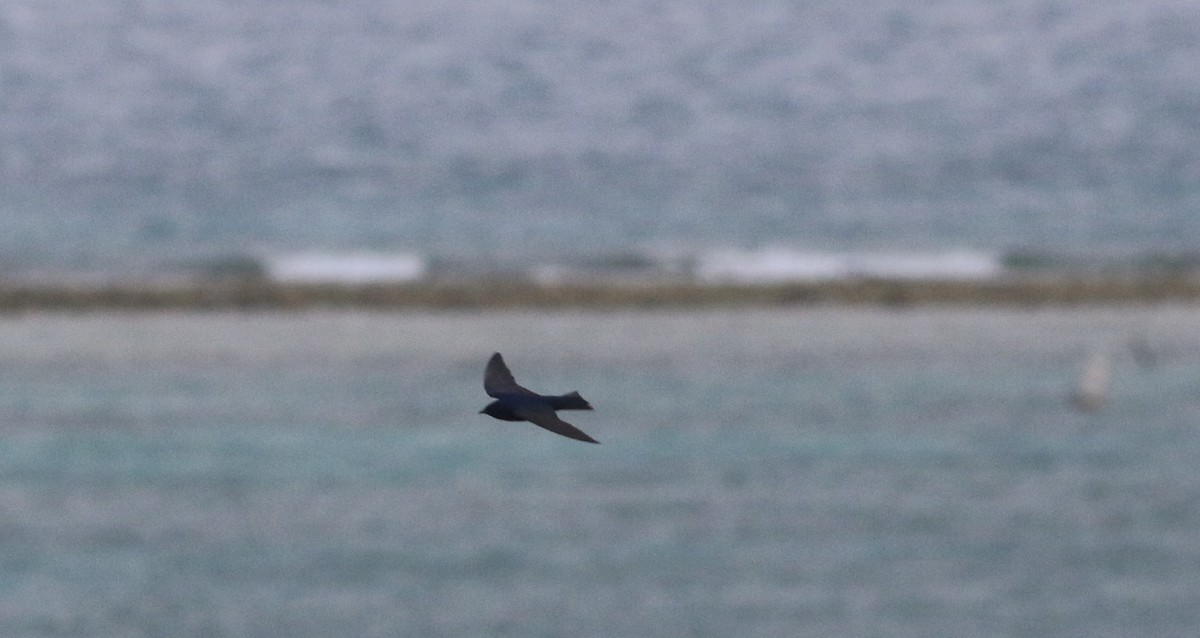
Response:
[[514, 404, 600, 444], [484, 352, 535, 398]]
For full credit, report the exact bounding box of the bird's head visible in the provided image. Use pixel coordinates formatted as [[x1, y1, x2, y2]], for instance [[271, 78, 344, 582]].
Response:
[[479, 401, 513, 420]]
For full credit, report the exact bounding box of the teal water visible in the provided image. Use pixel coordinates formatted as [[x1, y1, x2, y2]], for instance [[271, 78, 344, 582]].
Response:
[[1, 307, 1199, 636], [3, 1, 1200, 277]]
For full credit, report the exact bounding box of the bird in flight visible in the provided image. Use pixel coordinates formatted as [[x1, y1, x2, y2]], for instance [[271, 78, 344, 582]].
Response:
[[479, 352, 599, 443]]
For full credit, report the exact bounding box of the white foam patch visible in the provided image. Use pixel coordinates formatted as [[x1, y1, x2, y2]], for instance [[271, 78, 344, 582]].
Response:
[[264, 252, 425, 284], [694, 249, 1003, 283]]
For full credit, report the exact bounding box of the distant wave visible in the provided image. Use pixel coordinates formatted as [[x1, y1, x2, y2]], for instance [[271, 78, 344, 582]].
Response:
[[161, 246, 1200, 288], [197, 247, 1004, 286], [262, 252, 426, 284], [693, 249, 1004, 283]]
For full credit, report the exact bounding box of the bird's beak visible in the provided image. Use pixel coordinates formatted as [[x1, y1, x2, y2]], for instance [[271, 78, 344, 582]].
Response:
[[478, 408, 486, 414]]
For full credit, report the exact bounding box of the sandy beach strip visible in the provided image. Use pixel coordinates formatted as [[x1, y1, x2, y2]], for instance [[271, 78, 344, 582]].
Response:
[[1, 275, 1200, 312]]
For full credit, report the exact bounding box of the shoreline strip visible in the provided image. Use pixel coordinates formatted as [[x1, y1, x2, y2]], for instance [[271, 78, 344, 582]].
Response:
[[2, 276, 1200, 312]]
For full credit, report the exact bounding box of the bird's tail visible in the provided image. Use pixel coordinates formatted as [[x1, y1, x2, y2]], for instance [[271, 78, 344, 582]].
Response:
[[550, 391, 593, 411]]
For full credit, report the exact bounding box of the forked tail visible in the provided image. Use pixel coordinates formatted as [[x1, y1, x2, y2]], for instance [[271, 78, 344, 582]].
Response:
[[550, 391, 593, 411]]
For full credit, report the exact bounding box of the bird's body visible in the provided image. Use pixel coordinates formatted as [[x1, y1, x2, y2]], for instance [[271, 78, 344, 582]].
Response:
[[479, 352, 599, 443]]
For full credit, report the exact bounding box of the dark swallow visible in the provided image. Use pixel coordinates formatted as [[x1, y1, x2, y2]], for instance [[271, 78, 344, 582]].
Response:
[[479, 352, 599, 444]]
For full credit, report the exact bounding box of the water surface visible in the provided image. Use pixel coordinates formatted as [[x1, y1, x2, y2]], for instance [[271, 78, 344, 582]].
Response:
[[1, 306, 1199, 636]]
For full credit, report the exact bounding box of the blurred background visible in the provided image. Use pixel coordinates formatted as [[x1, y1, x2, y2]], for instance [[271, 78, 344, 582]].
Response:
[[1, 0, 1199, 283], [2, 1, 1200, 636]]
